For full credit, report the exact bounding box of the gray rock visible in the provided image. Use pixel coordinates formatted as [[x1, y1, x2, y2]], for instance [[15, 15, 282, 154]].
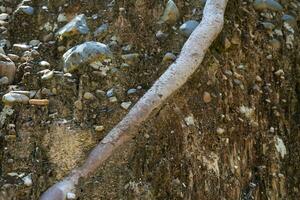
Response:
[[127, 88, 137, 95], [62, 41, 113, 73], [94, 23, 109, 39], [179, 20, 199, 37], [159, 0, 180, 24], [0, 13, 9, 21], [2, 93, 29, 105], [56, 14, 90, 38], [0, 53, 16, 84], [253, 0, 283, 11], [16, 5, 34, 15], [0, 76, 9, 85]]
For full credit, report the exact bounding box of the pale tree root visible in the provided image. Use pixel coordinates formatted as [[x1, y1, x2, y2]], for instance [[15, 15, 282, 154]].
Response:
[[40, 0, 229, 199]]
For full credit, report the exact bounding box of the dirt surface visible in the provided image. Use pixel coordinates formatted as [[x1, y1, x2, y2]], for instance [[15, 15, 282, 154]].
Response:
[[0, 0, 299, 199]]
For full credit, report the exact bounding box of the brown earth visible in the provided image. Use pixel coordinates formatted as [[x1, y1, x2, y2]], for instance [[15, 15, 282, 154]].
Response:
[[0, 0, 299, 199]]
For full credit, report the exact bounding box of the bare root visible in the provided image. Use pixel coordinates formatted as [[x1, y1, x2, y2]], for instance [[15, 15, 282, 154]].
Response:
[[40, 0, 229, 199]]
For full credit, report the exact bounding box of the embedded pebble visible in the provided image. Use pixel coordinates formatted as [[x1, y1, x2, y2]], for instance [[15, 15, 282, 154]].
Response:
[[184, 115, 195, 126], [0, 13, 9, 21], [217, 128, 225, 134], [203, 92, 212, 103], [2, 93, 30, 105], [0, 77, 9, 85], [121, 53, 140, 65], [41, 70, 54, 80], [253, 0, 283, 11], [39, 61, 50, 67], [274, 69, 284, 76], [63, 41, 112, 73], [66, 192, 76, 200], [74, 100, 83, 110], [57, 13, 68, 23], [109, 97, 118, 102], [22, 175, 33, 187], [269, 39, 281, 50], [282, 14, 297, 28], [179, 20, 199, 37], [127, 88, 137, 95], [29, 40, 40, 46], [94, 23, 109, 39], [106, 88, 114, 97], [83, 92, 95, 100], [162, 52, 176, 63], [121, 101, 132, 110], [0, 53, 16, 84], [261, 22, 275, 30], [159, 0, 180, 24], [56, 14, 90, 38], [94, 125, 104, 132], [16, 6, 34, 15], [156, 30, 168, 41], [7, 54, 20, 62]]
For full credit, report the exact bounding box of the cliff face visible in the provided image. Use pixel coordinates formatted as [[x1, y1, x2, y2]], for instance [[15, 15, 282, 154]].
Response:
[[0, 0, 299, 199]]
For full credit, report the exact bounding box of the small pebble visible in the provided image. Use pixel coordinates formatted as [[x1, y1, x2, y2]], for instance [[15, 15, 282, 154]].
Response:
[[127, 88, 137, 95], [106, 88, 114, 97], [66, 192, 76, 200], [39, 61, 50, 67], [162, 52, 176, 63], [121, 101, 132, 110], [203, 92, 212, 103], [83, 92, 95, 100], [22, 175, 33, 187], [109, 97, 118, 102], [74, 100, 83, 110], [217, 128, 225, 134], [94, 126, 104, 132], [159, 0, 180, 24]]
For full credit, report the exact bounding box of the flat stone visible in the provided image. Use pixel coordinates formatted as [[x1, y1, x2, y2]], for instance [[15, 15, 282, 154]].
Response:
[[121, 101, 132, 110], [0, 53, 16, 84], [0, 13, 9, 21], [127, 88, 137, 95], [56, 14, 90, 38], [2, 92, 30, 105], [62, 41, 113, 73], [253, 0, 283, 11], [159, 0, 180, 24], [179, 20, 199, 37]]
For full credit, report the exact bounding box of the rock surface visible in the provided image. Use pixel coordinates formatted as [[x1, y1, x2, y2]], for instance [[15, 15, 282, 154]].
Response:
[[62, 41, 113, 72]]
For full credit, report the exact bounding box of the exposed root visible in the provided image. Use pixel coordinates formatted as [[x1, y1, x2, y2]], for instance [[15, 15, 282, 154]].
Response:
[[40, 0, 229, 199]]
